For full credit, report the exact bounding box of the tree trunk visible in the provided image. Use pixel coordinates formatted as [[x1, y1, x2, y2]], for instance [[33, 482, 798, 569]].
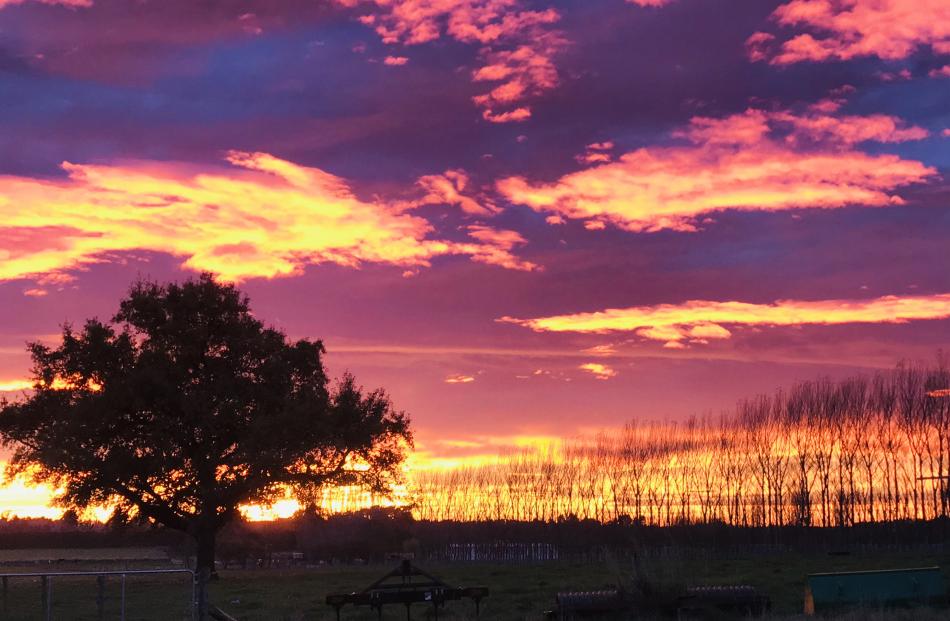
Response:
[[196, 526, 217, 577]]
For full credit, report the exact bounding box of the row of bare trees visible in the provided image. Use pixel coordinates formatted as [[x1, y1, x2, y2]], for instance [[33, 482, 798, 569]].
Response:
[[409, 359, 950, 527]]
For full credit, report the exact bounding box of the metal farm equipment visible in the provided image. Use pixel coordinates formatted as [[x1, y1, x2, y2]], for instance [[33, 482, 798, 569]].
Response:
[[326, 560, 488, 620], [676, 585, 771, 619], [804, 567, 944, 615], [552, 588, 630, 619]]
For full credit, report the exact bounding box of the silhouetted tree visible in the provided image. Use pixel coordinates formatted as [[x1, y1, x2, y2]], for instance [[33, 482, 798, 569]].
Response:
[[0, 274, 411, 575], [408, 356, 948, 527]]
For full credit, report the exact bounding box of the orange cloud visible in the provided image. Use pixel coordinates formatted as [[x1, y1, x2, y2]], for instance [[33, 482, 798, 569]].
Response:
[[0, 152, 535, 283], [497, 107, 935, 233], [337, 0, 564, 122], [501, 293, 950, 347], [752, 0, 950, 64], [579, 362, 617, 380]]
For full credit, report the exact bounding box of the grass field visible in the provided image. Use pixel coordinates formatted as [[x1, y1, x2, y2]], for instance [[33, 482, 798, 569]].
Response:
[[0, 548, 948, 619]]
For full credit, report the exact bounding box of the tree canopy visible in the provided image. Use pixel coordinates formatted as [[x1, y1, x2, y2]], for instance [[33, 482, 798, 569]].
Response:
[[0, 274, 412, 572]]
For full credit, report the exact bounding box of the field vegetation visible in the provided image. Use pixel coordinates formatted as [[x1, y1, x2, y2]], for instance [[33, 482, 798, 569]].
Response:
[[1, 548, 948, 620]]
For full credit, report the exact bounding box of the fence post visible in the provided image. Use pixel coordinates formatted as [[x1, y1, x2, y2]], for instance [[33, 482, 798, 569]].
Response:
[[120, 573, 126, 621], [196, 567, 210, 621], [41, 575, 52, 621], [97, 575, 105, 620]]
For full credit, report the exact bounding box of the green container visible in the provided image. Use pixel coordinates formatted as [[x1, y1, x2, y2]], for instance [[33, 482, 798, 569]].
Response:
[[804, 567, 944, 615]]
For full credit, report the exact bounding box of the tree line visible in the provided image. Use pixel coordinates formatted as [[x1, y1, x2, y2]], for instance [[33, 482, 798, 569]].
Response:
[[409, 358, 950, 527]]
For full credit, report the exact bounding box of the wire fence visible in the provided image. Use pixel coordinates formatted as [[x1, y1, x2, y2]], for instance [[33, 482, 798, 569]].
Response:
[[0, 568, 196, 621]]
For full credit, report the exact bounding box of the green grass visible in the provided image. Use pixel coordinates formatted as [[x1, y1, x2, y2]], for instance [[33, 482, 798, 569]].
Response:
[[208, 563, 620, 621], [0, 549, 948, 620]]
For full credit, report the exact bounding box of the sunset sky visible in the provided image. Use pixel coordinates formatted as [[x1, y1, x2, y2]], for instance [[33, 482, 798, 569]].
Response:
[[1, 0, 949, 485]]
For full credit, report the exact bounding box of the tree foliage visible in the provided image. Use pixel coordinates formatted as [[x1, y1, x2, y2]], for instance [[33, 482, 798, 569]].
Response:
[[0, 274, 411, 571]]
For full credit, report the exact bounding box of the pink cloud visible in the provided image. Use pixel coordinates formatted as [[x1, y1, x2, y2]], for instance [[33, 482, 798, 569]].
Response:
[[383, 55, 409, 65], [497, 106, 935, 233], [753, 0, 950, 65], [346, 0, 559, 46], [462, 225, 538, 271], [576, 152, 611, 164], [773, 104, 929, 145], [336, 0, 564, 122], [575, 141, 616, 164], [471, 39, 562, 122], [675, 108, 771, 145], [410, 169, 498, 216], [745, 31, 776, 62], [876, 68, 912, 82], [0, 0, 90, 8], [237, 12, 263, 36], [482, 107, 532, 123]]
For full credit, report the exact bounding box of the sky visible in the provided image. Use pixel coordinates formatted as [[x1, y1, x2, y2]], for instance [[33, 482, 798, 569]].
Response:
[[0, 0, 949, 477]]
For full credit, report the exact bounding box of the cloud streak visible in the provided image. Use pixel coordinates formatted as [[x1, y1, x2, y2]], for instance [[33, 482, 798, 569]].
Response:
[[444, 374, 476, 384], [501, 294, 950, 347], [497, 106, 935, 233], [0, 152, 535, 283], [579, 362, 616, 380], [0, 379, 33, 393]]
